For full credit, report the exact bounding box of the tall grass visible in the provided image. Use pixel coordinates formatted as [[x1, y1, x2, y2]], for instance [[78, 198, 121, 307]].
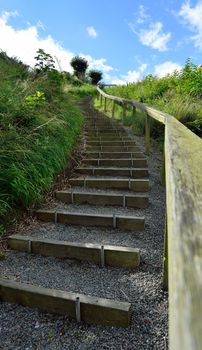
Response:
[[0, 51, 88, 234]]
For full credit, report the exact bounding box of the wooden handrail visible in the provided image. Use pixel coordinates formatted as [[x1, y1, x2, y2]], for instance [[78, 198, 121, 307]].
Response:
[[97, 86, 167, 124], [97, 86, 202, 350]]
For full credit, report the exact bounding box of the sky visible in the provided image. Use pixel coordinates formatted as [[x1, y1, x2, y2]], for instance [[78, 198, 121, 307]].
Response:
[[0, 0, 202, 84]]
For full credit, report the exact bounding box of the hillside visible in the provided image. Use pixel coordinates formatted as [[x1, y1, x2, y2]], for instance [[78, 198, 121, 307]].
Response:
[[0, 51, 96, 235]]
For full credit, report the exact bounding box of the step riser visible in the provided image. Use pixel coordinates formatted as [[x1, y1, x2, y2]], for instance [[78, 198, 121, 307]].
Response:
[[69, 179, 149, 192], [87, 142, 136, 146], [86, 146, 140, 152], [86, 138, 133, 142], [86, 134, 127, 137], [82, 159, 147, 168], [84, 126, 123, 134], [35, 210, 145, 231], [76, 167, 148, 178], [8, 236, 140, 268], [0, 278, 131, 327], [56, 192, 149, 208], [85, 152, 144, 159]]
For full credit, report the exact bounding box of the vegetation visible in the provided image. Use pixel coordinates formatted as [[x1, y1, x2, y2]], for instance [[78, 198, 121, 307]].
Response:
[[0, 50, 96, 235], [100, 59, 202, 138], [70, 56, 89, 80], [88, 70, 103, 85], [34, 48, 55, 73]]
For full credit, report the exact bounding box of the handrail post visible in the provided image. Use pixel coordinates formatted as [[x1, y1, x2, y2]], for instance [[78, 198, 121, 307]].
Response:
[[132, 106, 136, 129], [122, 102, 126, 123], [112, 100, 115, 118], [145, 113, 150, 155], [100, 93, 102, 108], [104, 97, 107, 112]]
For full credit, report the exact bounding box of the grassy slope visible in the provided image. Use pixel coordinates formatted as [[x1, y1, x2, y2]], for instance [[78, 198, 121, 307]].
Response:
[[0, 52, 96, 234]]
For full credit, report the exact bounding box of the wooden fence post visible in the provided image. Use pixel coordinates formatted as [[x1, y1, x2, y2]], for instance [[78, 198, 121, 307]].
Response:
[[132, 106, 136, 129], [163, 215, 168, 291], [104, 97, 107, 112], [122, 103, 126, 123], [112, 100, 115, 118], [100, 94, 102, 108], [145, 114, 150, 155]]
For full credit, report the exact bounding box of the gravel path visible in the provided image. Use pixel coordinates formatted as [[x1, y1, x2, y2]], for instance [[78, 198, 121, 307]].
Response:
[[0, 99, 168, 350]]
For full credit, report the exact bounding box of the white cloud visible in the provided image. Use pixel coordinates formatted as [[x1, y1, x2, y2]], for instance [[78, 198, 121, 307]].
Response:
[[179, 1, 202, 49], [136, 5, 150, 24], [154, 61, 182, 77], [86, 26, 97, 38], [129, 6, 171, 51], [80, 54, 113, 72], [137, 22, 171, 51], [0, 11, 111, 73], [108, 64, 148, 85]]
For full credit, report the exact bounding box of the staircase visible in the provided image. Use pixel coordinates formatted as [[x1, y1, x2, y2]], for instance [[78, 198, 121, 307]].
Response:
[[0, 99, 150, 328]]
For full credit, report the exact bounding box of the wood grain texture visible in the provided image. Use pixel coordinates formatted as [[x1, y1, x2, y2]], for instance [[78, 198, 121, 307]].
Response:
[[165, 116, 202, 350]]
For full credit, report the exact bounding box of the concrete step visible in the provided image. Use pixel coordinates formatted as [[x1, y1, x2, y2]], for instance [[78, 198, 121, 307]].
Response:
[[8, 234, 140, 268], [56, 190, 149, 208], [69, 178, 149, 192], [0, 278, 131, 327], [82, 158, 147, 168], [76, 167, 149, 178], [34, 209, 145, 231]]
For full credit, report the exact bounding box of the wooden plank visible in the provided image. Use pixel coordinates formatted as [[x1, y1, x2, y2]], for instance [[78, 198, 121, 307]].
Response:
[[35, 210, 145, 231], [145, 114, 150, 156], [85, 146, 140, 152], [55, 190, 149, 208], [85, 152, 145, 159], [86, 141, 135, 146], [69, 178, 149, 191], [165, 116, 202, 350], [76, 167, 149, 178], [56, 191, 123, 206], [82, 158, 147, 168], [112, 100, 115, 118], [8, 235, 140, 268], [0, 278, 132, 327]]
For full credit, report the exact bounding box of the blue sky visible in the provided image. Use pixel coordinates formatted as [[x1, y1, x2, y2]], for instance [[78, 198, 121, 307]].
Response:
[[0, 0, 202, 84]]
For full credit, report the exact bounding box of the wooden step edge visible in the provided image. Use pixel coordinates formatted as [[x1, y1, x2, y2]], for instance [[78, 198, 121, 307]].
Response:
[[55, 191, 149, 208], [68, 178, 149, 192], [31, 210, 145, 231], [8, 235, 140, 268], [0, 278, 131, 327], [76, 167, 149, 178], [84, 152, 145, 159], [82, 159, 148, 168]]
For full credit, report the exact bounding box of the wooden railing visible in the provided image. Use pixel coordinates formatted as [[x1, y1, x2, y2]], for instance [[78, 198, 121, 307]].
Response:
[[97, 86, 202, 350]]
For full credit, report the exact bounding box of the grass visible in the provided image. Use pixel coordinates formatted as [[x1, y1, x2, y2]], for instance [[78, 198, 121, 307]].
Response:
[[95, 60, 202, 140], [0, 51, 96, 235]]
